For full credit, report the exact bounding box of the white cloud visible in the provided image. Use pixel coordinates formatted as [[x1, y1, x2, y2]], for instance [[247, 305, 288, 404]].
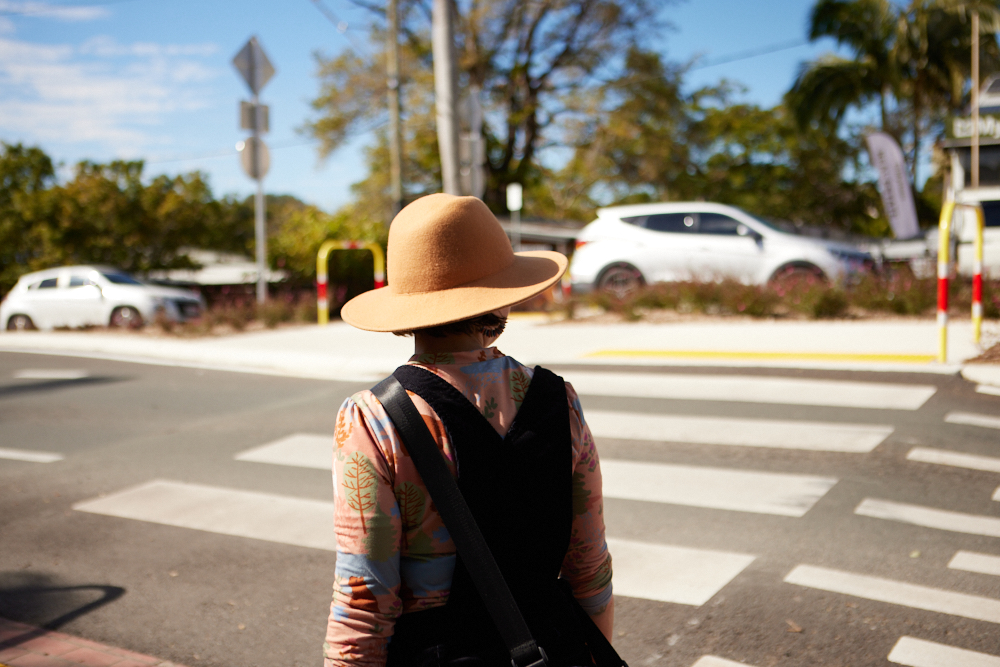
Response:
[[0, 35, 222, 155], [0, 1, 109, 21]]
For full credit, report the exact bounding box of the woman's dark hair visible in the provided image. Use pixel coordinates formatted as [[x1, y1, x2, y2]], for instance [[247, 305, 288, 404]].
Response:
[[394, 312, 506, 338]]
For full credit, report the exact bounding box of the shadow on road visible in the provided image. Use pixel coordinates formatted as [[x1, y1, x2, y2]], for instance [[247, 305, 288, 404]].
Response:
[[0, 375, 127, 400], [0, 572, 125, 648]]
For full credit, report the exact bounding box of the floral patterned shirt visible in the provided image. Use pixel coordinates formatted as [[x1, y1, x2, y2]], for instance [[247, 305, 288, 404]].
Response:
[[323, 348, 612, 667]]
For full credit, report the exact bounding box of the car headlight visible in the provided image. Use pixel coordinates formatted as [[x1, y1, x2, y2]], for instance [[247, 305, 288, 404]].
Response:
[[826, 248, 872, 271]]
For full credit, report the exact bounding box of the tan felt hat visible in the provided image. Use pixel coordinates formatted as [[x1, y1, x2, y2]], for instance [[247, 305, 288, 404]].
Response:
[[341, 193, 567, 332]]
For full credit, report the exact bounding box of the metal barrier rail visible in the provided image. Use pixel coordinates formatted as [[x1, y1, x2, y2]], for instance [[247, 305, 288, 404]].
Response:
[[316, 240, 386, 326]]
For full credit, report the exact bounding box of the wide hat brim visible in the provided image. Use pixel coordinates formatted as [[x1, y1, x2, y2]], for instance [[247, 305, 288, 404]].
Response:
[[341, 250, 567, 332]]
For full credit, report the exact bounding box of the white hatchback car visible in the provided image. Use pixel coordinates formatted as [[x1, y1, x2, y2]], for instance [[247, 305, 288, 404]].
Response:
[[1, 265, 204, 331], [569, 202, 873, 295]]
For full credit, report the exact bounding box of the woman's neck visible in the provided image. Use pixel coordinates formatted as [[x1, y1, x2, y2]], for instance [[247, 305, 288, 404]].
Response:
[[413, 331, 490, 355]]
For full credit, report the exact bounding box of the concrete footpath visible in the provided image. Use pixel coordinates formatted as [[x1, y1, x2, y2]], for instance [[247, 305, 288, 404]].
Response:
[[0, 617, 187, 667], [1, 316, 999, 386]]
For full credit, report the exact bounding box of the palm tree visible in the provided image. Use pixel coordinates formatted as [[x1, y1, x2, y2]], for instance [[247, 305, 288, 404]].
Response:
[[787, 0, 1000, 182]]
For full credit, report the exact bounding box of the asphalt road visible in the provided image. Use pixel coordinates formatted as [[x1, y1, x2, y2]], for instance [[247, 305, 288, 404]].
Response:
[[1, 351, 999, 667]]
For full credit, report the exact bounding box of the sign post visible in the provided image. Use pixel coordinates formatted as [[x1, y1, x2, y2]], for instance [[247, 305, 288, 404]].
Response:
[[507, 183, 522, 251], [233, 36, 275, 304]]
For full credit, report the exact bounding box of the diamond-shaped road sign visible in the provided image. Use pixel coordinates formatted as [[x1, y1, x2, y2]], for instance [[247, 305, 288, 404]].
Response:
[[232, 36, 274, 96]]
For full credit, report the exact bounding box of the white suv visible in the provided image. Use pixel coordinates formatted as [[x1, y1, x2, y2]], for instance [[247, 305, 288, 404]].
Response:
[[1, 265, 204, 331], [569, 202, 872, 296]]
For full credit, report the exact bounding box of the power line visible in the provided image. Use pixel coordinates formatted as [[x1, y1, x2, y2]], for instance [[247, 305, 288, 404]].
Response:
[[144, 140, 317, 166], [691, 38, 810, 71], [307, 0, 373, 55]]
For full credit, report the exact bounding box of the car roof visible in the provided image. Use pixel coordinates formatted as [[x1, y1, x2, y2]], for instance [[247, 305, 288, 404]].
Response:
[[596, 201, 744, 218], [15, 265, 124, 285]]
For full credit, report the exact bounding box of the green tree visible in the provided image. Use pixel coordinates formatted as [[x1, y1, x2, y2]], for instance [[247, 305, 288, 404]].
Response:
[[305, 0, 666, 215], [787, 0, 1000, 181], [0, 143, 58, 293]]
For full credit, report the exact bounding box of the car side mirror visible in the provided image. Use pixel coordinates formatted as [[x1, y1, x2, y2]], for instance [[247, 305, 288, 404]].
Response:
[[737, 225, 763, 243]]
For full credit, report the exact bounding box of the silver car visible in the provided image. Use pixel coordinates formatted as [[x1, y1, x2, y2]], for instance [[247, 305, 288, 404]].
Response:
[[1, 265, 204, 331], [569, 202, 873, 296]]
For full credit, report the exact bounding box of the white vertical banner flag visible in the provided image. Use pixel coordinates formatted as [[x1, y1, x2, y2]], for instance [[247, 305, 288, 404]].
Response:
[[865, 132, 920, 239]]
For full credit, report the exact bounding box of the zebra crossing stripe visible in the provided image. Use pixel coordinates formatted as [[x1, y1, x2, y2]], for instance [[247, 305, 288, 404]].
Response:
[[855, 498, 1000, 538], [690, 657, 756, 667], [235, 434, 332, 469], [586, 411, 892, 453], [72, 479, 753, 607], [945, 412, 1000, 430], [977, 385, 1000, 397], [606, 538, 754, 606], [906, 447, 1000, 474], [785, 565, 1000, 624], [0, 447, 63, 463], [73, 480, 337, 551], [563, 371, 936, 410], [888, 636, 1000, 667], [949, 551, 1000, 577], [602, 460, 836, 517]]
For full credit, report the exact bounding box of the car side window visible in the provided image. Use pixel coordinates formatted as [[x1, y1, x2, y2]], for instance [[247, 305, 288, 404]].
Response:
[[38, 278, 58, 289], [644, 213, 697, 233], [69, 275, 95, 288], [697, 213, 743, 235]]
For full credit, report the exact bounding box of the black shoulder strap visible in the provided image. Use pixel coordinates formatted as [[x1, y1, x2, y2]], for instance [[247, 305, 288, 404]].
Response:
[[372, 373, 548, 667]]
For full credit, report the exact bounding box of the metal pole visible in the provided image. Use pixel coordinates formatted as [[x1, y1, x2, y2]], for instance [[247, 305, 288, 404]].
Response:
[[512, 209, 521, 252], [937, 200, 955, 363], [973, 12, 980, 190], [432, 0, 460, 194], [251, 46, 267, 305], [387, 0, 404, 218]]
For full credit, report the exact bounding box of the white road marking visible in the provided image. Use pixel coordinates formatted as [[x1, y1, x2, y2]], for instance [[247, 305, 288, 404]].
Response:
[[73, 480, 337, 551], [602, 460, 836, 517], [13, 369, 89, 380], [906, 447, 1000, 474], [235, 434, 332, 470], [995, 486, 1000, 502], [949, 551, 1000, 577], [0, 447, 63, 463], [945, 411, 1000, 430], [586, 411, 892, 453], [563, 371, 936, 410], [607, 538, 754, 606], [855, 498, 1000, 538], [785, 565, 1000, 624], [691, 657, 756, 667], [888, 636, 1000, 667], [977, 384, 1000, 397]]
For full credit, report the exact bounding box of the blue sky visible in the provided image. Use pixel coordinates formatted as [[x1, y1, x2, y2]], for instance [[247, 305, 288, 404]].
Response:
[[0, 0, 843, 211]]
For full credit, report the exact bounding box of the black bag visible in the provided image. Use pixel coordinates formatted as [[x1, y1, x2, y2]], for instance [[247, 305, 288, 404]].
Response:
[[372, 371, 627, 667]]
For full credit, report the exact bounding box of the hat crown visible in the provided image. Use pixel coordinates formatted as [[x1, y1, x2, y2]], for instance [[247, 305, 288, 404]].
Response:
[[388, 194, 514, 294]]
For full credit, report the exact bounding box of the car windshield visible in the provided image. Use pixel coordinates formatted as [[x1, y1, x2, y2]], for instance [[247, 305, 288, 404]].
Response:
[[101, 272, 143, 286]]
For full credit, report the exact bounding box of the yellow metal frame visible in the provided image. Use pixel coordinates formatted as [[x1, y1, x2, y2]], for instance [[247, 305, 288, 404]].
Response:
[[316, 240, 386, 326]]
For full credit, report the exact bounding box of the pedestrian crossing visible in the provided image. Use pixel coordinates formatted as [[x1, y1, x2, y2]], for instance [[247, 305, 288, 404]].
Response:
[[57, 367, 1000, 665]]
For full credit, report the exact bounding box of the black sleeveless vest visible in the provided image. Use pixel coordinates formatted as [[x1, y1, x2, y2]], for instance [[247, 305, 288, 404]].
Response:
[[386, 364, 593, 667]]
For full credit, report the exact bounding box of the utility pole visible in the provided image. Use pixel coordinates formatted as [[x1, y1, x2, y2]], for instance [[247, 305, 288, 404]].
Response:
[[387, 0, 404, 217], [973, 11, 980, 189], [432, 0, 460, 194]]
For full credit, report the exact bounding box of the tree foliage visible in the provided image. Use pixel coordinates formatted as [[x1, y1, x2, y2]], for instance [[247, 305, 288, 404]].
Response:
[[787, 0, 1000, 180], [0, 143, 377, 295], [305, 0, 665, 213]]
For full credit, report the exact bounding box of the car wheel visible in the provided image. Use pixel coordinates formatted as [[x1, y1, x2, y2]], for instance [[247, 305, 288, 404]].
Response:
[[109, 306, 143, 329], [597, 263, 645, 299], [768, 264, 826, 288], [6, 314, 35, 331]]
